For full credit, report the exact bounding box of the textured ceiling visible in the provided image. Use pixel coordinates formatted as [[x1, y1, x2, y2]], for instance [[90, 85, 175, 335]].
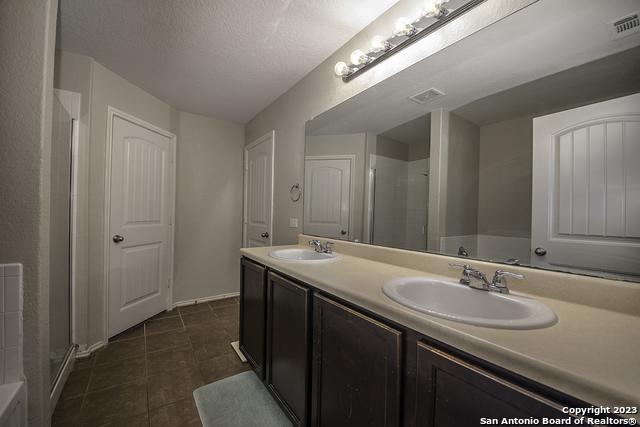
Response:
[[57, 0, 399, 123]]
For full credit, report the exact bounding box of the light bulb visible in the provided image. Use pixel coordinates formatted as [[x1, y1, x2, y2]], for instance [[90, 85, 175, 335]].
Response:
[[423, 0, 449, 18], [334, 61, 350, 77], [371, 35, 390, 53], [350, 49, 370, 66], [393, 17, 415, 37]]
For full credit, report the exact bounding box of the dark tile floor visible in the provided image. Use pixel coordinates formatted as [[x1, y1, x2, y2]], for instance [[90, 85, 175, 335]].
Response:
[[53, 297, 249, 427]]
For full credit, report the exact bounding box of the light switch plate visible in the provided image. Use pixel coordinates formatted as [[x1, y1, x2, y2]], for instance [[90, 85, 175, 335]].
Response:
[[289, 218, 299, 228]]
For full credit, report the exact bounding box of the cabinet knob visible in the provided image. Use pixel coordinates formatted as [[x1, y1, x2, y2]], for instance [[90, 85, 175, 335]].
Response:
[[340, 230, 347, 236], [261, 232, 270, 238], [113, 234, 125, 243]]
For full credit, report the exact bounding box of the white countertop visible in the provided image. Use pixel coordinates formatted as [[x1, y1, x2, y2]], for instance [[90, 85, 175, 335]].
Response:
[[241, 244, 640, 417]]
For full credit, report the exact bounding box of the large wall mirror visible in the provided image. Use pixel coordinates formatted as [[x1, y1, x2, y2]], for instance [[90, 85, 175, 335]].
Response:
[[304, 0, 640, 281]]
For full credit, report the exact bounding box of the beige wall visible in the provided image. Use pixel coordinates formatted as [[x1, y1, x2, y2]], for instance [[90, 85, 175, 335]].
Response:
[[54, 51, 245, 349], [445, 113, 480, 237], [478, 116, 532, 237], [173, 112, 245, 302], [0, 0, 58, 424]]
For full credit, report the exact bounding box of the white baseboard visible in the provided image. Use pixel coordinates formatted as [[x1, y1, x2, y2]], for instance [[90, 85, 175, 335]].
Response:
[[75, 340, 106, 359], [231, 341, 247, 363], [74, 293, 239, 359], [172, 292, 239, 308]]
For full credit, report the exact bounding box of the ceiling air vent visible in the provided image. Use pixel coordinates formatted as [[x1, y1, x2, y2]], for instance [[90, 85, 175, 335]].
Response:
[[611, 12, 640, 40], [409, 88, 445, 104]]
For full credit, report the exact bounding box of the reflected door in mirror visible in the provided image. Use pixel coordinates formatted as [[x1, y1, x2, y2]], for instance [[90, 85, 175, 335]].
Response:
[[304, 157, 352, 240], [532, 93, 640, 277]]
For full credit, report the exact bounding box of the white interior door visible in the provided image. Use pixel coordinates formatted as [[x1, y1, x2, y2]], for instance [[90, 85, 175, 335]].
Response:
[[532, 93, 640, 277], [304, 157, 352, 240], [244, 131, 274, 248], [108, 112, 175, 337]]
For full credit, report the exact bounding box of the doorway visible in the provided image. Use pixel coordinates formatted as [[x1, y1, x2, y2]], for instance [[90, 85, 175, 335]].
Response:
[[105, 108, 176, 338], [303, 156, 354, 240], [243, 131, 274, 248]]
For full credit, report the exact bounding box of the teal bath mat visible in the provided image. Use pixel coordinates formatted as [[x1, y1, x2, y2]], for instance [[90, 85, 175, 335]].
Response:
[[193, 371, 291, 426]]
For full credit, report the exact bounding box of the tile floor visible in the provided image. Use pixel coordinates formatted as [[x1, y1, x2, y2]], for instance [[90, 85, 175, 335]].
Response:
[[52, 297, 249, 426]]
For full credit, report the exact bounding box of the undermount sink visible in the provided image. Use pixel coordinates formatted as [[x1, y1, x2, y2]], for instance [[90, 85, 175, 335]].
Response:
[[269, 248, 339, 263], [383, 277, 556, 329]]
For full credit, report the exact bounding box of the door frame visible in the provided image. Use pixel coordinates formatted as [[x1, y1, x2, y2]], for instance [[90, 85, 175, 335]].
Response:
[[304, 154, 356, 240], [103, 106, 177, 341], [243, 131, 275, 247]]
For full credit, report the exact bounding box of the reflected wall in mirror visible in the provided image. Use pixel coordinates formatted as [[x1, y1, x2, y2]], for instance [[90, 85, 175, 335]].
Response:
[[304, 0, 640, 281]]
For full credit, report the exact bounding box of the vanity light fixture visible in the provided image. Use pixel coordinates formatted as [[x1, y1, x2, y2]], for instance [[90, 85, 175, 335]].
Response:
[[350, 49, 372, 66], [393, 17, 419, 37], [334, 0, 486, 82]]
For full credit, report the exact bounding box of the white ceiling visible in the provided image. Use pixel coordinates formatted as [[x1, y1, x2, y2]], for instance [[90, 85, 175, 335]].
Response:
[[57, 0, 399, 123]]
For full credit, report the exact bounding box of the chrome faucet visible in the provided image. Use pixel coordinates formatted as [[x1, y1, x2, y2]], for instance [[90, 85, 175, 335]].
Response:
[[490, 269, 524, 294], [309, 239, 334, 254], [449, 264, 523, 294]]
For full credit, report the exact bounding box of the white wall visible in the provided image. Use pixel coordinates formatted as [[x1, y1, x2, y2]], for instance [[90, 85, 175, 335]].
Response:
[[445, 112, 480, 237], [245, 0, 533, 245], [405, 158, 429, 251], [87, 60, 176, 346], [173, 112, 244, 302], [53, 50, 92, 350], [0, 0, 58, 425]]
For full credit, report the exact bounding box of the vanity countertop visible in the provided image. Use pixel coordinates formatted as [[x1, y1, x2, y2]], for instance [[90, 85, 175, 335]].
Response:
[[240, 244, 640, 416]]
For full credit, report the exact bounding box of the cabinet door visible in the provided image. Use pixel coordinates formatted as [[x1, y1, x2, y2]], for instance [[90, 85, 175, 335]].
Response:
[[415, 342, 571, 426], [266, 272, 311, 426], [312, 294, 402, 427], [239, 258, 267, 378]]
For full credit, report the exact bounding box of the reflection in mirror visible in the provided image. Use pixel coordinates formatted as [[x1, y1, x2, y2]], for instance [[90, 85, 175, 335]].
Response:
[[304, 2, 640, 281]]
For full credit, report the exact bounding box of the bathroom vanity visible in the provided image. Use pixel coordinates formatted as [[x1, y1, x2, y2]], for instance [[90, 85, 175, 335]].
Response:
[[239, 239, 639, 426]]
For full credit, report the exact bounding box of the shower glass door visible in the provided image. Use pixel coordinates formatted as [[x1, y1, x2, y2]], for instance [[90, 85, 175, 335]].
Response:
[[49, 90, 75, 387]]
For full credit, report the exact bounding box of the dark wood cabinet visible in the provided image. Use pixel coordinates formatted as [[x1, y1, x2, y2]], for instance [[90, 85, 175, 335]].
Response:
[[415, 342, 571, 426], [239, 258, 599, 427], [239, 258, 267, 378], [312, 294, 402, 427], [266, 272, 311, 426]]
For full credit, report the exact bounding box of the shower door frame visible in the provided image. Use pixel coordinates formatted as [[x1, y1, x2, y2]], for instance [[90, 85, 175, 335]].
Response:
[[50, 89, 81, 404]]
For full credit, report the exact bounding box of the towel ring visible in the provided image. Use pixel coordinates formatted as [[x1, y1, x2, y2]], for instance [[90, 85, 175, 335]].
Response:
[[290, 183, 302, 202]]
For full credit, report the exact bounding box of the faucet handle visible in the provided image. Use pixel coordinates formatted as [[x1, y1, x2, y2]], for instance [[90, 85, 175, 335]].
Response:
[[493, 269, 524, 281], [323, 242, 334, 253], [491, 270, 523, 294]]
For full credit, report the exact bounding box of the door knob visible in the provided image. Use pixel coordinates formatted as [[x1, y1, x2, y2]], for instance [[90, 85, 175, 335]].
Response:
[[340, 230, 347, 236], [261, 232, 270, 238], [534, 247, 547, 256], [113, 234, 125, 243]]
